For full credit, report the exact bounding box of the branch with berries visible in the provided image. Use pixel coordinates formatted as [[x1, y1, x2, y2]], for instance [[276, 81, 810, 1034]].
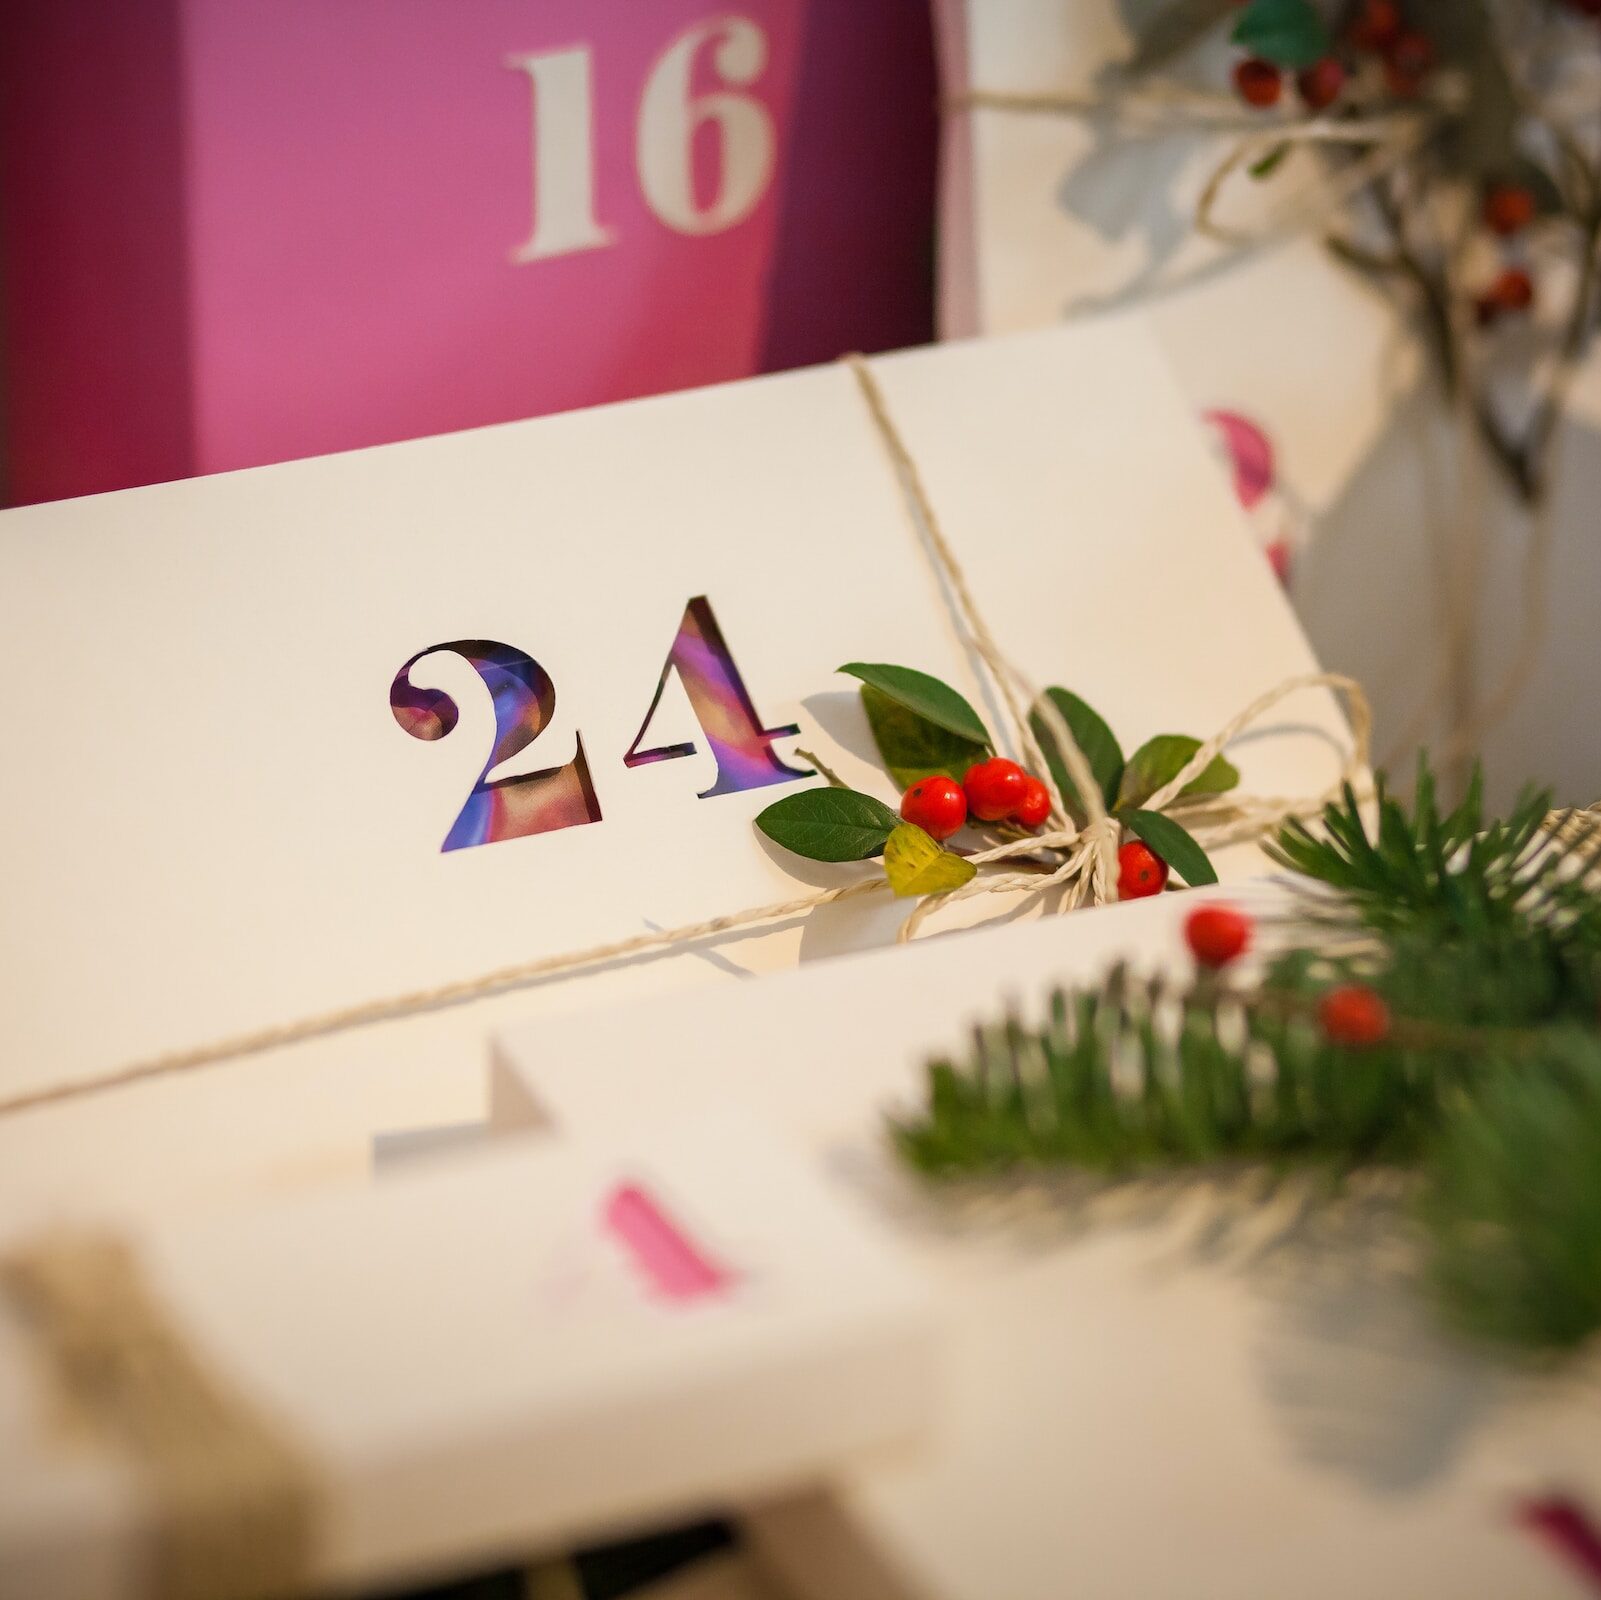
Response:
[[754, 662, 1240, 909], [891, 759, 1601, 1355], [1109, 0, 1601, 504]]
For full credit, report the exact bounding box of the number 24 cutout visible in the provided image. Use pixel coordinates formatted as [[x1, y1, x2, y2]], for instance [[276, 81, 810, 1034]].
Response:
[[390, 596, 808, 853]]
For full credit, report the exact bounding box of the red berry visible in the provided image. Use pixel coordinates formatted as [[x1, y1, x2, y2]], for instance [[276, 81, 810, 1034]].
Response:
[[1349, 0, 1402, 50], [1483, 183, 1536, 237], [1117, 839, 1170, 901], [963, 758, 1028, 823], [1476, 265, 1535, 324], [1383, 30, 1435, 96], [1185, 904, 1253, 969], [899, 775, 967, 841], [1318, 984, 1391, 1047], [1296, 57, 1346, 111], [1233, 57, 1283, 109], [1013, 775, 1051, 830]]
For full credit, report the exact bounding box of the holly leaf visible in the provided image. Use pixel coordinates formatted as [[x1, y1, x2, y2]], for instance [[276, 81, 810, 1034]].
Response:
[[1029, 688, 1125, 822], [756, 787, 900, 862], [1230, 0, 1330, 67], [860, 683, 988, 789], [1118, 735, 1240, 810], [1123, 0, 1241, 75], [1121, 810, 1219, 887], [839, 664, 991, 748], [883, 823, 979, 899]]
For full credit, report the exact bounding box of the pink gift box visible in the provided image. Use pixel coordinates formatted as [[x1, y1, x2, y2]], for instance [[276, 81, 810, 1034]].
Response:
[[0, 0, 935, 504]]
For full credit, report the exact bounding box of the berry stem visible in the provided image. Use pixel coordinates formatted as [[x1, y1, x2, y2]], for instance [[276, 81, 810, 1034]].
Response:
[[795, 748, 849, 790]]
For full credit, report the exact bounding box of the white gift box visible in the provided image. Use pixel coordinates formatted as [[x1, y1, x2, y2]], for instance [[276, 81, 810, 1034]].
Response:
[[493, 888, 1601, 1600], [0, 316, 1351, 1223], [0, 1111, 934, 1600], [934, 0, 1601, 806]]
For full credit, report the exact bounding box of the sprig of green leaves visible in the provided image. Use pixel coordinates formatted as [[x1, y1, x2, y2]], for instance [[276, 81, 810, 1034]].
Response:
[[756, 663, 1240, 894]]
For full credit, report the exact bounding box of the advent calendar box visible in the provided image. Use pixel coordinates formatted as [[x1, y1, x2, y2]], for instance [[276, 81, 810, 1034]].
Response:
[[0, 1112, 934, 1599], [0, 317, 1353, 1226], [0, 0, 936, 504]]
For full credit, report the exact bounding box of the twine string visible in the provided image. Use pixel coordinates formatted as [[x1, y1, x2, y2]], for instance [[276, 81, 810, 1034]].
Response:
[[0, 357, 1368, 1123], [0, 1230, 318, 1600]]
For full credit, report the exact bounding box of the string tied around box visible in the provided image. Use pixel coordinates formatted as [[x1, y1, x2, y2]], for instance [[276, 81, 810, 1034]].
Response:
[[0, 356, 1371, 1123]]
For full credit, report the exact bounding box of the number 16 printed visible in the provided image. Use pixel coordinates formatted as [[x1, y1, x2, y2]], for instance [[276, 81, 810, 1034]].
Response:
[[390, 596, 808, 852]]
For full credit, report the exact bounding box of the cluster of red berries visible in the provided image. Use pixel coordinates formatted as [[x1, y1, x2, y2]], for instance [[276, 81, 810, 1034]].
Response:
[[1232, 1, 1437, 114], [1476, 181, 1538, 326], [1232, 54, 1344, 112], [1183, 902, 1392, 1045], [1346, 0, 1435, 95], [900, 763, 1182, 903], [899, 758, 1050, 841]]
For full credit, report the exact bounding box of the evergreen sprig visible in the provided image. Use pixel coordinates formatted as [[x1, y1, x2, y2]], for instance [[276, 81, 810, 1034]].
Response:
[[892, 963, 1444, 1179], [891, 761, 1601, 1354]]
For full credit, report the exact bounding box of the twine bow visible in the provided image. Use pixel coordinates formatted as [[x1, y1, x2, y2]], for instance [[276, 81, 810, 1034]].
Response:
[[0, 356, 1369, 1122]]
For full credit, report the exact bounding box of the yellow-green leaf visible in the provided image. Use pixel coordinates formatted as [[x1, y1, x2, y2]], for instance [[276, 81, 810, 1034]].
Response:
[[883, 823, 979, 899]]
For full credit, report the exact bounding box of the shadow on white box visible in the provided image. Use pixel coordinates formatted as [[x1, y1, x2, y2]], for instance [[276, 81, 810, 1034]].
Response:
[[0, 312, 1350, 1228], [491, 887, 1601, 1600], [934, 0, 1601, 806]]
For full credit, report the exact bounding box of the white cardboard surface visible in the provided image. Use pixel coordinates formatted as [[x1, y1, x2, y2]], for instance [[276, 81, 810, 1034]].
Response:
[[493, 890, 1601, 1600], [0, 1112, 933, 1600], [0, 318, 1349, 1223]]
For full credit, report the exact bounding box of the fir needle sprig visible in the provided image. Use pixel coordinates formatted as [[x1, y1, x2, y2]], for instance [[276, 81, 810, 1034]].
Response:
[[892, 758, 1601, 1355]]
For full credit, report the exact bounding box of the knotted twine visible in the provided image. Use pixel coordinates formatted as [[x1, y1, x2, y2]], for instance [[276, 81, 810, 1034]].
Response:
[[0, 355, 1369, 1123], [0, 1229, 317, 1600]]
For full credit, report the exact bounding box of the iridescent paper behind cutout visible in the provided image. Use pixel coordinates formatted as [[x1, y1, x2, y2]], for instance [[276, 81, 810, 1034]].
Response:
[[624, 595, 808, 797], [390, 640, 602, 852]]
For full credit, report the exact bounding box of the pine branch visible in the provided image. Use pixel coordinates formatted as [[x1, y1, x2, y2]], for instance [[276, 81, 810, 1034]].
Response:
[[1266, 760, 1601, 961], [890, 964, 1446, 1180], [890, 757, 1601, 1354]]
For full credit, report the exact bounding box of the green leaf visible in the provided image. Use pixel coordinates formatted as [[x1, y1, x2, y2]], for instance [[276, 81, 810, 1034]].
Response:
[[1121, 810, 1219, 887], [1249, 142, 1292, 181], [1122, 0, 1241, 74], [756, 787, 901, 862], [1230, 0, 1330, 67], [1117, 735, 1240, 809], [860, 683, 988, 790], [839, 663, 990, 749], [883, 823, 979, 899], [1030, 688, 1125, 821]]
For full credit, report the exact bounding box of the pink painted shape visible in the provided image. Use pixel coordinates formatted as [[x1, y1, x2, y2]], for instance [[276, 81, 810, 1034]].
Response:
[[1265, 538, 1292, 588], [181, 0, 803, 475], [1519, 1497, 1601, 1592], [603, 1181, 737, 1302], [1203, 409, 1277, 511]]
